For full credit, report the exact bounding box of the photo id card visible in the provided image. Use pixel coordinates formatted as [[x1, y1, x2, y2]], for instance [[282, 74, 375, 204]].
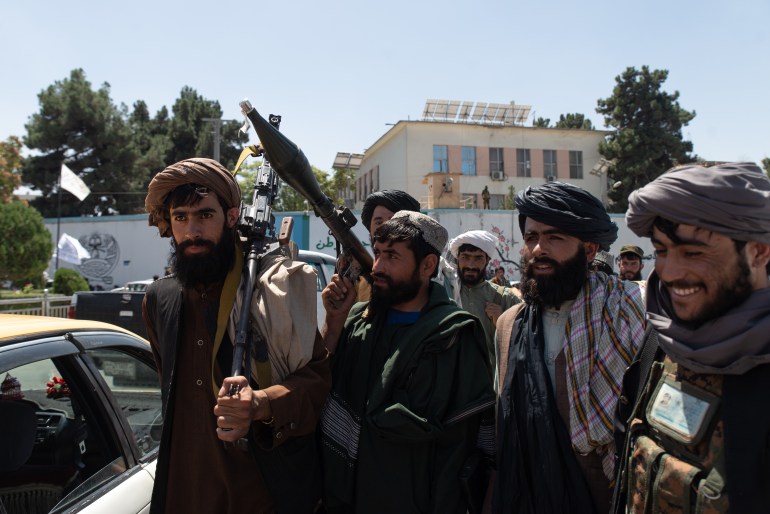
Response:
[[646, 378, 719, 445]]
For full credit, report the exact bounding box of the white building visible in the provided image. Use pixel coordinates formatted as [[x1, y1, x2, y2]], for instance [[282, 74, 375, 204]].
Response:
[[349, 99, 611, 210]]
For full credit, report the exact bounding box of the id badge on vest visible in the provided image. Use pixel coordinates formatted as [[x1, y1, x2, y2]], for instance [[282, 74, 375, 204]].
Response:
[[646, 375, 720, 446]]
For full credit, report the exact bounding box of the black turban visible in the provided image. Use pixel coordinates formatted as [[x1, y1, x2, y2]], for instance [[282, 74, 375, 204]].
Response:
[[361, 190, 421, 232], [516, 181, 618, 249], [627, 162, 770, 245]]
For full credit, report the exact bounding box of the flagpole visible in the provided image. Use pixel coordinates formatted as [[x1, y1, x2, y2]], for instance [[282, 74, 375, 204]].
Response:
[[56, 167, 62, 272]]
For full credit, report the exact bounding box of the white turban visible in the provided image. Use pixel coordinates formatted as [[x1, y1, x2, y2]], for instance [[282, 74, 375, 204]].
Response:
[[448, 230, 498, 259]]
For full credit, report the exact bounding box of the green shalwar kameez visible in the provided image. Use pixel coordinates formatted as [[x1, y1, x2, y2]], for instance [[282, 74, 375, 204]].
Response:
[[321, 284, 495, 514]]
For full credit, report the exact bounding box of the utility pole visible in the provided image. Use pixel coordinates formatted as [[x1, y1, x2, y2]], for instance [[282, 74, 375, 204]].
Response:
[[202, 118, 223, 162]]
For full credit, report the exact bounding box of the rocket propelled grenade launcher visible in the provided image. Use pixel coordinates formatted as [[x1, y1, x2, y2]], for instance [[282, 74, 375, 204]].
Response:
[[239, 99, 373, 280]]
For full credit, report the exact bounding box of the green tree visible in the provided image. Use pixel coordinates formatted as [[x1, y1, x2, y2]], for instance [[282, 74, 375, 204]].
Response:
[[0, 136, 23, 203], [0, 202, 53, 282], [596, 66, 696, 212], [129, 100, 172, 187], [503, 185, 517, 210], [533, 117, 551, 128], [22, 69, 145, 216], [762, 157, 770, 178], [327, 166, 356, 207], [52, 268, 90, 295], [554, 113, 594, 130], [166, 86, 247, 169]]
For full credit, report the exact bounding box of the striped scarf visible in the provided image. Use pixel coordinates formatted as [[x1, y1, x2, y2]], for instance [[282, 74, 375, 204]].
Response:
[[564, 272, 645, 478]]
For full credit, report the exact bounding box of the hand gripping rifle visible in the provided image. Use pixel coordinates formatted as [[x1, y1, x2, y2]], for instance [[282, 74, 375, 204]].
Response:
[[239, 100, 373, 283], [228, 102, 293, 396]]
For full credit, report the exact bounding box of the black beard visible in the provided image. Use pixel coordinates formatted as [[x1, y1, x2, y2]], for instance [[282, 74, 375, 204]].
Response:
[[170, 228, 236, 287], [369, 266, 422, 317], [520, 248, 588, 308], [666, 254, 754, 329], [459, 267, 485, 287], [622, 271, 643, 281]]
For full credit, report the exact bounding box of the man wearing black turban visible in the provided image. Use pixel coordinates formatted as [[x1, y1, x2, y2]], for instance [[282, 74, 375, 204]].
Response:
[[492, 182, 646, 514], [612, 163, 770, 514], [360, 189, 422, 234]]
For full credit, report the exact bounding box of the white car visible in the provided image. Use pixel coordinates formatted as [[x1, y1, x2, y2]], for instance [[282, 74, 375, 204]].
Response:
[[0, 315, 160, 514], [1, 251, 337, 513], [296, 249, 337, 328], [110, 280, 154, 292]]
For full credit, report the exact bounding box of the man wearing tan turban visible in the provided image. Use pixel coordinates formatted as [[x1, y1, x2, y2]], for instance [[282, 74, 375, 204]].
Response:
[[142, 158, 331, 514], [612, 162, 770, 514]]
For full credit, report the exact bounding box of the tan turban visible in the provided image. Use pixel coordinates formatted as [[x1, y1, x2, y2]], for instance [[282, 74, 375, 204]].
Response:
[[145, 158, 242, 237]]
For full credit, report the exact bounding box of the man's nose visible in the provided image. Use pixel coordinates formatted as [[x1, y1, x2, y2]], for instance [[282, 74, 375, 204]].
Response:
[[184, 220, 203, 240], [530, 238, 547, 257]]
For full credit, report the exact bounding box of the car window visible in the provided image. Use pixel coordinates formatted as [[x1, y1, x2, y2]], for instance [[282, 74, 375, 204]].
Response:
[[0, 357, 125, 514], [85, 348, 162, 459]]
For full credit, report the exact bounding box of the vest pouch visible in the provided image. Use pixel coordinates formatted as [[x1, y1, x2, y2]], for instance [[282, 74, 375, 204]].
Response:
[[627, 435, 664, 514], [652, 452, 702, 513], [694, 467, 729, 514]]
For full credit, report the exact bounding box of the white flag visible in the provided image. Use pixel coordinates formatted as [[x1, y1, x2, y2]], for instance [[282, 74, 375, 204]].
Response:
[[60, 164, 90, 201], [57, 233, 91, 265]]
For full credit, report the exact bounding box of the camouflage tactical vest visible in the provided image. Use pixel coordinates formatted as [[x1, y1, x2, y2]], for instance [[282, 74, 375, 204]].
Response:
[[625, 356, 729, 513]]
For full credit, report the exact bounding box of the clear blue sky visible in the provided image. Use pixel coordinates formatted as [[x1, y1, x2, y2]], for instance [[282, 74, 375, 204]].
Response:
[[2, 0, 768, 175]]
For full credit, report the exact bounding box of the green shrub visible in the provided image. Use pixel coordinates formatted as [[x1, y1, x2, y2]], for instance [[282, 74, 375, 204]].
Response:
[[53, 268, 89, 295]]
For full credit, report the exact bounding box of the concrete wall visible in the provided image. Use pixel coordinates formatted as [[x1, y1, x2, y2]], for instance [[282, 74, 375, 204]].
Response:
[[46, 209, 652, 289]]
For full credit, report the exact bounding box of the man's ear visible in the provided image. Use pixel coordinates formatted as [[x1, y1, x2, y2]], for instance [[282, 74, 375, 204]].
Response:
[[422, 254, 439, 278], [584, 241, 599, 262], [747, 242, 770, 270], [745, 241, 770, 288], [225, 207, 240, 228]]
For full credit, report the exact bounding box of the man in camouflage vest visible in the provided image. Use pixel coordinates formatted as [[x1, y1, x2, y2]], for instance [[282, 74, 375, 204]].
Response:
[[613, 162, 770, 514]]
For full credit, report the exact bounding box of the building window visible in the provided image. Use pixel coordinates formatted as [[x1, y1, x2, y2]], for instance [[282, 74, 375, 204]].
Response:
[[490, 147, 504, 178], [569, 151, 583, 179], [461, 146, 476, 176], [543, 150, 557, 179], [489, 194, 505, 210], [516, 149, 531, 177], [433, 145, 448, 173]]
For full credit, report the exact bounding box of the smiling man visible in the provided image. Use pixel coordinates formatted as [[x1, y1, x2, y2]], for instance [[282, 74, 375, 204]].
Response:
[[492, 182, 646, 514], [612, 162, 770, 514], [320, 211, 495, 513]]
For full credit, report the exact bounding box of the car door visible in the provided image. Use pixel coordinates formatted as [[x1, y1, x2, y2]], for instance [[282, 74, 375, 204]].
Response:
[[0, 330, 161, 514]]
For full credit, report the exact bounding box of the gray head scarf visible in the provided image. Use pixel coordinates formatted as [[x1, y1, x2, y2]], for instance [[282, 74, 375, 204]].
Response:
[[628, 162, 770, 375], [627, 162, 770, 244]]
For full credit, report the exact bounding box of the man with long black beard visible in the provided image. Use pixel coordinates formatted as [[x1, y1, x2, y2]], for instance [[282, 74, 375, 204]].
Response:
[[141, 158, 331, 514], [446, 230, 520, 366], [612, 163, 770, 514], [320, 211, 495, 513], [491, 182, 646, 514]]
